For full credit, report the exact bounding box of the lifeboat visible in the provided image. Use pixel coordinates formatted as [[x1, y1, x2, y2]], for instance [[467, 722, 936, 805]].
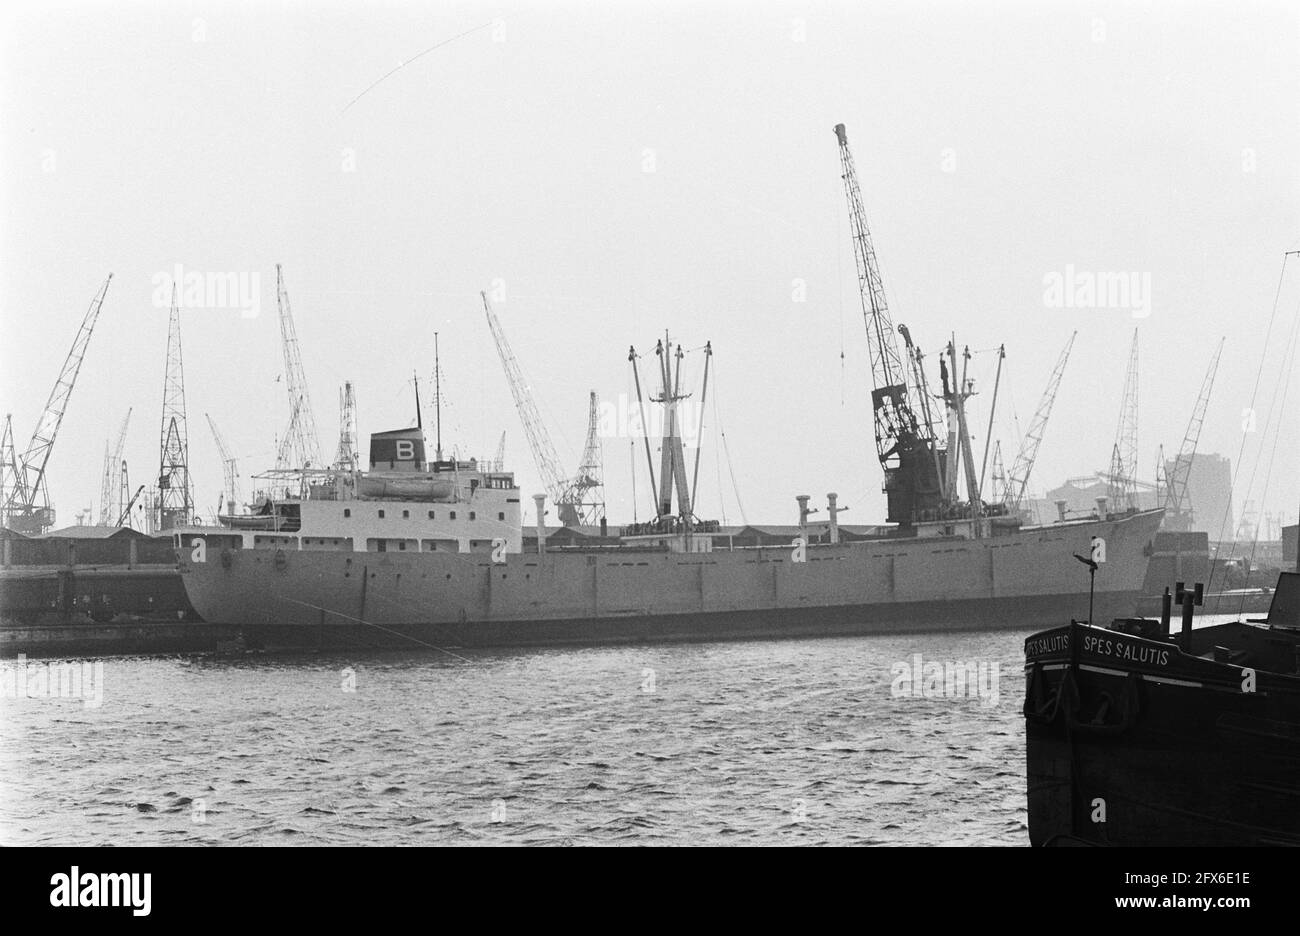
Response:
[[357, 475, 456, 501]]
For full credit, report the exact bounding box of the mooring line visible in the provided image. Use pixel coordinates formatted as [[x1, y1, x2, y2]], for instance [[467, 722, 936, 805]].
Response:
[[276, 595, 474, 663]]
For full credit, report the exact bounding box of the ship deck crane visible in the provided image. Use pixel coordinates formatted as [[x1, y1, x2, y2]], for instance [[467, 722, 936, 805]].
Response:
[[834, 124, 944, 526], [4, 274, 113, 534]]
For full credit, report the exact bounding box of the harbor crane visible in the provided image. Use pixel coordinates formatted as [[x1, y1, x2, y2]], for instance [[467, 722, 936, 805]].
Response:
[[0, 416, 16, 522], [273, 396, 304, 479], [989, 440, 1007, 506], [1162, 338, 1225, 531], [158, 287, 193, 530], [570, 392, 605, 524], [1107, 329, 1140, 512], [334, 381, 359, 472], [482, 292, 602, 526], [98, 407, 132, 525], [1000, 331, 1076, 514], [206, 414, 240, 516], [3, 274, 113, 534], [117, 484, 146, 528], [835, 124, 946, 526], [274, 265, 323, 471]]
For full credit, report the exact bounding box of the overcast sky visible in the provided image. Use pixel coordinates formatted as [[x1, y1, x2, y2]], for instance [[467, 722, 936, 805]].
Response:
[[2, 0, 1297, 537]]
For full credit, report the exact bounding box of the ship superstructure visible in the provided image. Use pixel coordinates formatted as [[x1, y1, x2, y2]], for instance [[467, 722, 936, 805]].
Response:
[[204, 421, 523, 557]]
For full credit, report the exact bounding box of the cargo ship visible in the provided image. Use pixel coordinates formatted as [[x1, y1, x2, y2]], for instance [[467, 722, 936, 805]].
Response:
[[175, 123, 1164, 649], [175, 441, 1161, 649], [174, 326, 1162, 651]]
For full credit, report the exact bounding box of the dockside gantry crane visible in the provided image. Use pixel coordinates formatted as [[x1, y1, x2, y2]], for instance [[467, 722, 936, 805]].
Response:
[[274, 265, 323, 472], [158, 287, 193, 530], [206, 413, 240, 516], [0, 416, 16, 522], [334, 381, 359, 472], [482, 291, 602, 527], [1162, 338, 1225, 531], [569, 391, 605, 525], [3, 274, 113, 534], [98, 407, 132, 525], [1000, 331, 1076, 515], [1107, 329, 1140, 512], [834, 124, 945, 526]]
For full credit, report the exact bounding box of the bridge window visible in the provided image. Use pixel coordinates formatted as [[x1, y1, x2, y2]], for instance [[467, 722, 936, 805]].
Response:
[[428, 510, 435, 519], [498, 512, 505, 520], [378, 509, 385, 519], [402, 510, 410, 519], [344, 509, 351, 518], [470, 511, 476, 520], [450, 511, 457, 520]]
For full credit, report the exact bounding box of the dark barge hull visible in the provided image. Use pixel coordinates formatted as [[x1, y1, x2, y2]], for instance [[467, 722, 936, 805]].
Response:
[[1024, 576, 1300, 846], [1, 619, 243, 657], [0, 565, 192, 622]]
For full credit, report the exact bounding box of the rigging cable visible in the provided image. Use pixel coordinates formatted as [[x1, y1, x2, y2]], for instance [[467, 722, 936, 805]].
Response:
[[1233, 275, 1300, 615], [1208, 251, 1294, 591], [709, 356, 747, 526]]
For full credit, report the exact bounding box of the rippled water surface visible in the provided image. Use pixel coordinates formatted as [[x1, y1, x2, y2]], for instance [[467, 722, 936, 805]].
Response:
[[1, 631, 1032, 845]]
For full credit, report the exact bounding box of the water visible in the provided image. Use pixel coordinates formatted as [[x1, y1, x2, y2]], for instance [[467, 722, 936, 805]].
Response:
[[1, 631, 1032, 845]]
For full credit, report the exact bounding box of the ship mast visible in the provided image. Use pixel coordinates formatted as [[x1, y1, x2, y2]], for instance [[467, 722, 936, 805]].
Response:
[[956, 342, 982, 514], [654, 334, 693, 520], [414, 372, 422, 432], [628, 334, 710, 527], [433, 332, 442, 462]]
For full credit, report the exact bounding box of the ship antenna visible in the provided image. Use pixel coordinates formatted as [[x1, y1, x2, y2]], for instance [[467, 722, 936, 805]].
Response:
[[414, 371, 422, 431], [434, 331, 443, 462]]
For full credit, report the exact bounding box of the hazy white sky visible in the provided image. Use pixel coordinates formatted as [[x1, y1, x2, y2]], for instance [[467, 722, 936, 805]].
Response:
[[2, 0, 1297, 535]]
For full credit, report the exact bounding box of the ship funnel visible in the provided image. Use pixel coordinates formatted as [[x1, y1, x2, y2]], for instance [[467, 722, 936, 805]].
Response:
[[1055, 500, 1068, 522], [827, 493, 841, 544], [369, 428, 426, 473], [1095, 496, 1109, 518], [797, 495, 811, 538]]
